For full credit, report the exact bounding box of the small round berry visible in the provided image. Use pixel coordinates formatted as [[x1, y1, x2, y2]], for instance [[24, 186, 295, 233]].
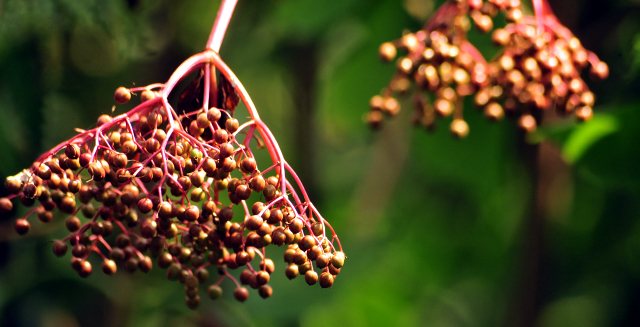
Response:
[[575, 106, 593, 122], [258, 285, 273, 299], [138, 198, 153, 214], [225, 118, 239, 133], [305, 270, 318, 285], [245, 215, 263, 231], [65, 144, 80, 160], [196, 112, 210, 129], [124, 257, 139, 273], [590, 61, 609, 80], [196, 267, 209, 283], [66, 216, 81, 232], [53, 240, 68, 257], [71, 244, 87, 257], [184, 205, 200, 222], [190, 148, 203, 163], [102, 260, 117, 275], [207, 108, 222, 122], [140, 89, 156, 102], [308, 246, 323, 261], [319, 271, 334, 288], [78, 260, 93, 278], [256, 271, 270, 285], [208, 285, 223, 300], [316, 253, 331, 268], [219, 142, 235, 158], [96, 114, 112, 127], [250, 175, 266, 192], [311, 222, 324, 236], [78, 153, 92, 168], [288, 218, 304, 234], [114, 87, 131, 104], [145, 138, 160, 153], [235, 251, 250, 266], [214, 129, 228, 144], [36, 165, 52, 180], [22, 184, 37, 199], [298, 235, 316, 251], [518, 114, 537, 133], [484, 102, 504, 121], [240, 157, 257, 173], [285, 264, 299, 280], [185, 295, 201, 310], [379, 42, 397, 62], [450, 119, 469, 139], [15, 218, 30, 235], [260, 259, 275, 274], [233, 287, 249, 302], [332, 251, 346, 268], [138, 256, 153, 273], [0, 198, 13, 213]]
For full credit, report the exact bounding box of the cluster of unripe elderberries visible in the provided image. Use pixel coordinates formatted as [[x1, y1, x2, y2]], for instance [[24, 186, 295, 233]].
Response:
[[0, 43, 343, 308], [368, 0, 609, 137]]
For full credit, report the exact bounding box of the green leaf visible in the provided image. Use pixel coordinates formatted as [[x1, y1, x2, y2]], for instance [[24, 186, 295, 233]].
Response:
[[562, 114, 619, 164]]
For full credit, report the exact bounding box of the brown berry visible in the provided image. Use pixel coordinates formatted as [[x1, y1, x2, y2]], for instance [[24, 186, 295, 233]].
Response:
[[305, 270, 318, 285], [114, 87, 131, 104], [102, 260, 117, 275], [225, 118, 239, 133], [332, 251, 346, 268], [319, 271, 334, 288], [285, 264, 299, 279], [0, 197, 12, 213], [233, 287, 249, 302]]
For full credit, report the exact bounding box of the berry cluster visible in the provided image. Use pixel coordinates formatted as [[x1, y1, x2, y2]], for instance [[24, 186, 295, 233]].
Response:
[[0, 2, 343, 308], [368, 0, 608, 137]]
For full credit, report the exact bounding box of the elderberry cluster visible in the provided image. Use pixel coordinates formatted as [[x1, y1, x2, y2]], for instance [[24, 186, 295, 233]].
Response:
[[368, 0, 608, 137], [0, 84, 344, 308]]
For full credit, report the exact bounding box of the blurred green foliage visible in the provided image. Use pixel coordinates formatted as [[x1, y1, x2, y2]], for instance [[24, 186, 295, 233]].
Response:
[[1, 0, 639, 326]]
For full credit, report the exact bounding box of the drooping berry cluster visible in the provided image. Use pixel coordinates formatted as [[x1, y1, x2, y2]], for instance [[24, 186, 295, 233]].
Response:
[[368, 0, 609, 137], [0, 3, 343, 308]]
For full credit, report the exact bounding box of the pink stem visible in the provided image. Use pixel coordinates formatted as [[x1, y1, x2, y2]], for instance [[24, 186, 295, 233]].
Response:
[[207, 0, 239, 52]]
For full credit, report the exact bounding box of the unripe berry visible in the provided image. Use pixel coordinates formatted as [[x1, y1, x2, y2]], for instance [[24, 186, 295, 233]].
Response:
[[208, 285, 223, 300]]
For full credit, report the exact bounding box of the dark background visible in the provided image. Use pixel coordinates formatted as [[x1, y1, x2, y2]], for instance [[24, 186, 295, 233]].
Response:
[[0, 0, 639, 326]]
